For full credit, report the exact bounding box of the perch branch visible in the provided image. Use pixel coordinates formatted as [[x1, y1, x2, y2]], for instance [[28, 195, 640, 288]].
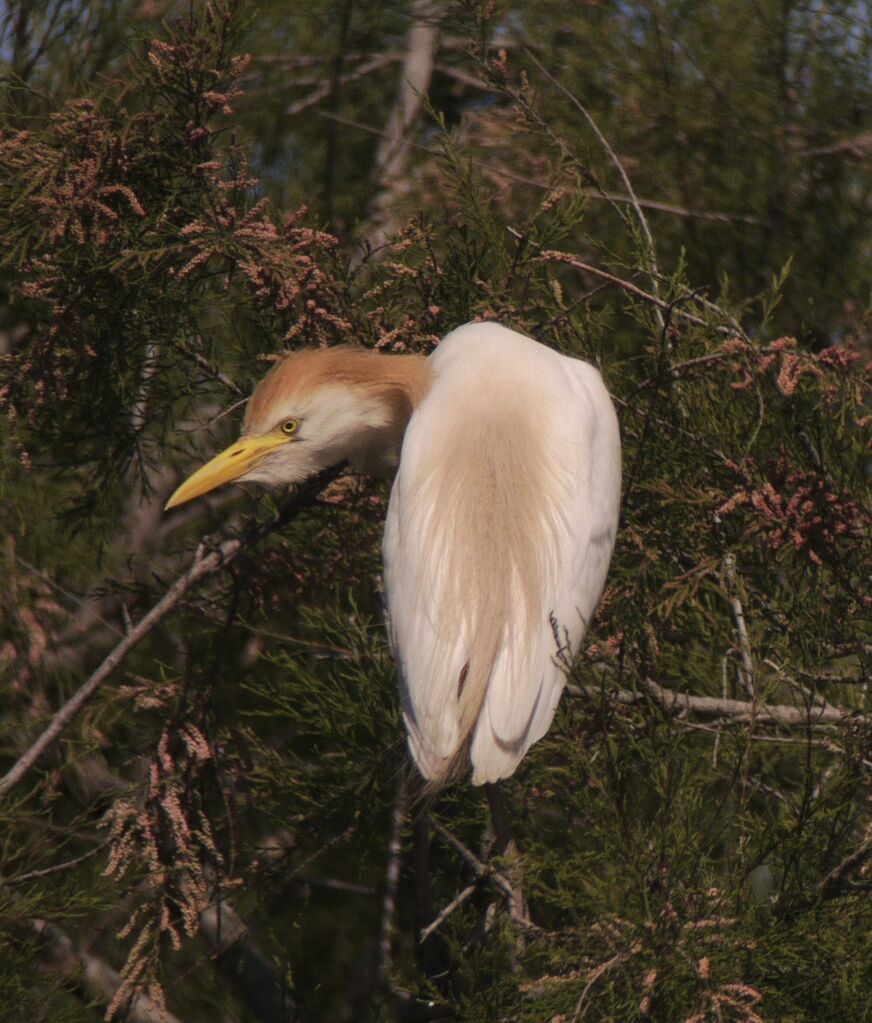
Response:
[[430, 820, 541, 932]]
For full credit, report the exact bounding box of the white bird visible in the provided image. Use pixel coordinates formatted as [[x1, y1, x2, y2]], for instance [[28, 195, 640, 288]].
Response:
[[166, 322, 621, 787]]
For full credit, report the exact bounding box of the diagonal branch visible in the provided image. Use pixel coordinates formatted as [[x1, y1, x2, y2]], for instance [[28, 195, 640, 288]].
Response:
[[31, 919, 186, 1023], [429, 819, 541, 933], [359, 0, 444, 256], [0, 465, 345, 798], [536, 247, 711, 328], [524, 49, 661, 307]]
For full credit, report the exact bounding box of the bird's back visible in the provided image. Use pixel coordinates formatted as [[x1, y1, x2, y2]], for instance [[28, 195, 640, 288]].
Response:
[[384, 323, 621, 785]]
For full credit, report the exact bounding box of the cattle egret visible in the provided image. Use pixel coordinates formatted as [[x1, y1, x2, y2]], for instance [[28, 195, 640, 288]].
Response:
[[166, 323, 621, 786]]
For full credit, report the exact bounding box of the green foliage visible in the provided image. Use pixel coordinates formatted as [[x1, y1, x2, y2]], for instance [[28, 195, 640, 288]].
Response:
[[0, 2, 870, 1021]]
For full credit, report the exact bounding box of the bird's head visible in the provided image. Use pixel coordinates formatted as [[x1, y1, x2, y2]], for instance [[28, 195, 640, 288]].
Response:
[[165, 346, 429, 510]]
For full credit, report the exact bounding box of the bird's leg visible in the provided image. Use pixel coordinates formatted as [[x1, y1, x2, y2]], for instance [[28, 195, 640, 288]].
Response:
[[484, 782, 531, 927], [412, 807, 450, 984]]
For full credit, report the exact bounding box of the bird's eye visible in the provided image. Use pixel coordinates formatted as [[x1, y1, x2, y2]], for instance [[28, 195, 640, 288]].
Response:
[[281, 418, 300, 436]]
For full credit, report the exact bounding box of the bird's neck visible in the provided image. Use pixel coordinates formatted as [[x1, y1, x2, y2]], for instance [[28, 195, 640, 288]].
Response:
[[348, 352, 432, 476]]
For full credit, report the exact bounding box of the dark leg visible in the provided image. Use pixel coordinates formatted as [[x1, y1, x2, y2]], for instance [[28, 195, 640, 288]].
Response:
[[484, 782, 530, 926]]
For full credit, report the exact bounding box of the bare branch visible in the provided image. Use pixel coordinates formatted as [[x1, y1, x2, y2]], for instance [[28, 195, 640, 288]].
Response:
[[567, 678, 860, 728], [817, 834, 872, 901], [524, 49, 662, 309], [419, 882, 478, 943], [286, 54, 396, 116], [4, 839, 110, 884], [31, 919, 185, 1023], [429, 820, 541, 933], [200, 896, 297, 1023], [0, 466, 345, 797], [802, 132, 872, 158], [536, 247, 714, 329], [360, 0, 444, 255], [376, 776, 408, 994]]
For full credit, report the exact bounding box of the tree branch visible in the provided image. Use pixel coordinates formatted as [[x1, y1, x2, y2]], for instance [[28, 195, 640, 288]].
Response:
[[31, 919, 186, 1023], [535, 247, 712, 329], [419, 882, 478, 943], [359, 0, 444, 256], [376, 776, 408, 999], [429, 820, 541, 933], [567, 677, 859, 728], [524, 49, 662, 310], [0, 466, 344, 797], [200, 896, 297, 1023]]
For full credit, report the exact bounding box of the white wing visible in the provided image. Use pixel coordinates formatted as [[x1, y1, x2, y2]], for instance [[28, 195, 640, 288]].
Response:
[[384, 323, 621, 785]]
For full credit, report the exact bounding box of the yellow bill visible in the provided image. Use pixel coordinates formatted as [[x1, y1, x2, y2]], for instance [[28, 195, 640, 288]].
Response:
[[165, 434, 290, 510]]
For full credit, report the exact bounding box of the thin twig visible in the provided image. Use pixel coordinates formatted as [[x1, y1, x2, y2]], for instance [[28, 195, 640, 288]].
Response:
[[13, 554, 125, 639], [723, 555, 755, 700], [3, 838, 111, 884], [419, 882, 478, 943], [0, 466, 345, 797], [571, 941, 643, 1022], [315, 110, 766, 225], [817, 834, 872, 900], [286, 54, 396, 116], [536, 248, 713, 329], [429, 820, 541, 932], [524, 49, 662, 311], [376, 776, 408, 992]]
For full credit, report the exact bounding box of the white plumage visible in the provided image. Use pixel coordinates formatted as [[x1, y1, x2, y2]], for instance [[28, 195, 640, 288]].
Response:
[[165, 322, 621, 787], [384, 324, 621, 783]]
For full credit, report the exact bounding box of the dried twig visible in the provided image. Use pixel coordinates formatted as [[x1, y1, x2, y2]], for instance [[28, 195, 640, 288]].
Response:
[[3, 839, 111, 884], [817, 833, 872, 901], [286, 54, 396, 116], [419, 882, 478, 943], [535, 247, 712, 329], [571, 940, 643, 1023]]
